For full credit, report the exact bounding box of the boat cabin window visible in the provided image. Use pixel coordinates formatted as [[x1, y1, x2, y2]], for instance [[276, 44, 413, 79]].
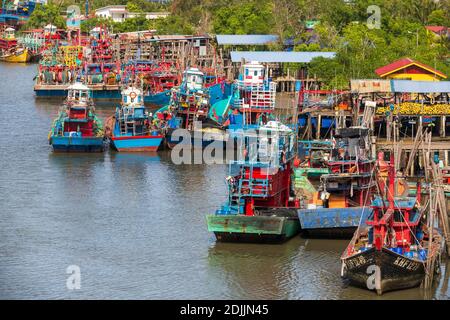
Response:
[[69, 90, 89, 102], [186, 73, 204, 90]]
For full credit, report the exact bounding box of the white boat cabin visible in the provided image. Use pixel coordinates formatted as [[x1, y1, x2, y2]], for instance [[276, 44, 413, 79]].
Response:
[[243, 61, 265, 86], [44, 24, 57, 36], [90, 27, 102, 39], [4, 27, 16, 40], [183, 68, 205, 91], [67, 83, 91, 105], [122, 87, 143, 106]]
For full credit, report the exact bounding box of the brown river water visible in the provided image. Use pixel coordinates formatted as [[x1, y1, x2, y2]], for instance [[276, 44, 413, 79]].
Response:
[[0, 63, 449, 299]]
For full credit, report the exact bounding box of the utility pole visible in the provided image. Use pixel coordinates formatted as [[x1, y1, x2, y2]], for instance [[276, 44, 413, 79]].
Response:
[[408, 28, 419, 56]]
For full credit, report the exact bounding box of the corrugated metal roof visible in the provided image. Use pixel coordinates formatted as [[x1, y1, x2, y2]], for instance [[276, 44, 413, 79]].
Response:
[[230, 51, 336, 63], [216, 35, 279, 45], [391, 80, 450, 93]]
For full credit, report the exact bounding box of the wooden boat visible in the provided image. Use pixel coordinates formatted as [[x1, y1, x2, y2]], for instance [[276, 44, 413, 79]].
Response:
[[341, 153, 444, 295], [206, 121, 301, 243], [108, 87, 163, 152], [0, 46, 30, 62], [296, 126, 377, 238], [0, 27, 31, 63], [48, 83, 105, 152], [155, 67, 232, 149]]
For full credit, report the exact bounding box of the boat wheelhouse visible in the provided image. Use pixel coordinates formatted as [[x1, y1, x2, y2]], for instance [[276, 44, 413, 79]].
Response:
[[227, 61, 277, 133], [48, 83, 105, 152], [156, 67, 232, 149], [109, 87, 163, 152]]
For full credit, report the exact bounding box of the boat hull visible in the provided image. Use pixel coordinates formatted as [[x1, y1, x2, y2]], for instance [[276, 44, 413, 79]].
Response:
[[0, 48, 31, 63], [50, 136, 104, 153], [111, 135, 164, 152], [342, 247, 426, 295], [206, 215, 300, 244], [35, 85, 170, 106], [298, 207, 372, 238], [165, 128, 228, 150], [144, 90, 171, 106]]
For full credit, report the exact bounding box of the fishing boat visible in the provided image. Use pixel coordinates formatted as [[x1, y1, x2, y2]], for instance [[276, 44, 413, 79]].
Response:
[[296, 126, 377, 237], [108, 87, 163, 152], [121, 60, 179, 106], [341, 153, 444, 295], [226, 61, 277, 133], [206, 121, 301, 243], [48, 83, 105, 152], [0, 27, 31, 62], [156, 67, 231, 149]]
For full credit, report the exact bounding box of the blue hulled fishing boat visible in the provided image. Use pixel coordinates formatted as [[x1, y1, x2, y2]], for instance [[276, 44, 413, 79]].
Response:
[[155, 67, 232, 149], [109, 87, 164, 152], [48, 83, 105, 152]]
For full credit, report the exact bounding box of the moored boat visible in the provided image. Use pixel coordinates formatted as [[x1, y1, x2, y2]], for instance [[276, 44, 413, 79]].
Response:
[[0, 27, 31, 63], [296, 126, 377, 238], [206, 121, 301, 243], [109, 87, 163, 152], [156, 67, 231, 149], [341, 153, 444, 295], [48, 83, 105, 152]]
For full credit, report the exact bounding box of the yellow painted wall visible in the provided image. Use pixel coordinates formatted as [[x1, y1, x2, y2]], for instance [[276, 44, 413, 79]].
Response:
[[383, 73, 442, 81]]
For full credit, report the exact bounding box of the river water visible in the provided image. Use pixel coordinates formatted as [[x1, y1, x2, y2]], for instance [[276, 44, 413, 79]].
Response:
[[0, 63, 448, 300]]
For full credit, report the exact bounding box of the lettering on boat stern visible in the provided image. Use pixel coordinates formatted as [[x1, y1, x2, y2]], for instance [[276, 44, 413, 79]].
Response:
[[346, 254, 374, 270], [393, 256, 421, 271]]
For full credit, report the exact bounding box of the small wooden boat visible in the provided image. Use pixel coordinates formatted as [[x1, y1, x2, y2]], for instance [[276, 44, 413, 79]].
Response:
[[0, 27, 31, 63], [109, 87, 163, 152], [341, 153, 444, 295], [49, 83, 105, 152], [0, 47, 31, 63]]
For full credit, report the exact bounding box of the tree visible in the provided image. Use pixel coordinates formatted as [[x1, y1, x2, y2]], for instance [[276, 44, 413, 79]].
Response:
[[427, 9, 449, 26], [25, 4, 66, 29], [154, 15, 195, 35], [213, 1, 274, 34]]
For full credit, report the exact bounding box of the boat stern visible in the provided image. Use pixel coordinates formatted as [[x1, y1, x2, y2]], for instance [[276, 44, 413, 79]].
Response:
[[206, 214, 300, 244]]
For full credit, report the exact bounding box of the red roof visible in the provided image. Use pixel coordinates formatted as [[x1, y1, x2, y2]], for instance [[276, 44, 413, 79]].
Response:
[[375, 58, 446, 78], [426, 26, 449, 34]]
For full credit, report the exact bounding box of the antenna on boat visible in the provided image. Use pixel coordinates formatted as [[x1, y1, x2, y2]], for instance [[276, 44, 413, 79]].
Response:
[[388, 153, 395, 210]]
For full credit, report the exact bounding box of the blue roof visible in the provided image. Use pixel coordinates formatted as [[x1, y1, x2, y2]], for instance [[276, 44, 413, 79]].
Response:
[[230, 51, 336, 63], [216, 35, 279, 45], [391, 80, 450, 93]]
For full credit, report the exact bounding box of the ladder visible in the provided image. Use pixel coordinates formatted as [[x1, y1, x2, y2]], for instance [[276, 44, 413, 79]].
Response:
[[119, 107, 136, 135]]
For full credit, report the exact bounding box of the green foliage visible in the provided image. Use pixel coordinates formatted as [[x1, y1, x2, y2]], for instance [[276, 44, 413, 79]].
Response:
[[212, 0, 274, 34], [80, 17, 114, 33], [152, 15, 195, 35], [126, 3, 144, 13], [427, 10, 449, 27], [24, 4, 66, 29]]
